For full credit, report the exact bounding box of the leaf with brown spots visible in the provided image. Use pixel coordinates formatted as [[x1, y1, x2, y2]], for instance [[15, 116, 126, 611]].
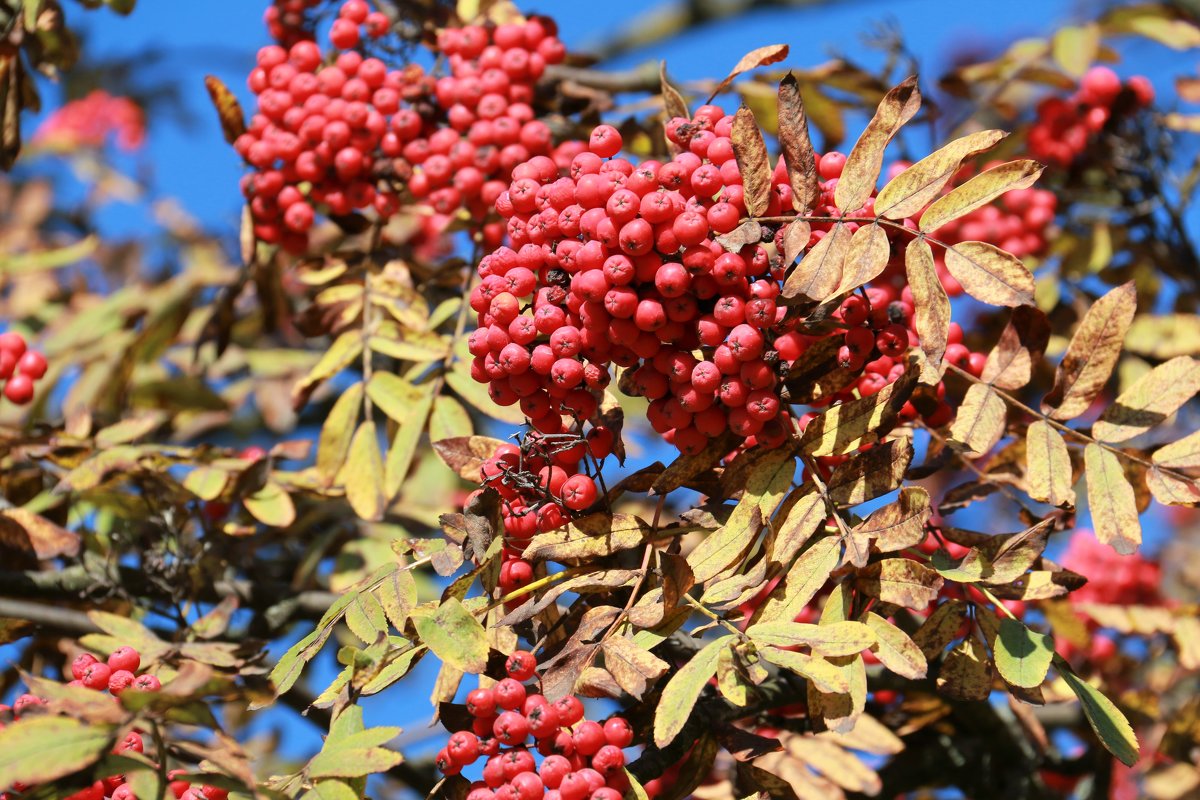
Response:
[[1043, 282, 1137, 420], [835, 77, 921, 212]]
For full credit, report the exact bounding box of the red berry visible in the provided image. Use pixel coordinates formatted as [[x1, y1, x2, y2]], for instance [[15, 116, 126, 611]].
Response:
[[81, 661, 112, 691], [108, 646, 141, 673], [15, 350, 46, 379], [494, 677, 528, 710], [4, 374, 34, 405], [505, 650, 537, 681], [0, 332, 26, 358]]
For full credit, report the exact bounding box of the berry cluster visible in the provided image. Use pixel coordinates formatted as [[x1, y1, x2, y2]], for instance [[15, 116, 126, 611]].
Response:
[[437, 650, 634, 800], [1028, 66, 1154, 168], [264, 0, 319, 47], [238, 0, 427, 253], [468, 429, 613, 587], [239, 1, 570, 255], [0, 331, 48, 406], [412, 17, 573, 249], [0, 647, 168, 800], [472, 107, 1008, 470], [31, 89, 145, 153]]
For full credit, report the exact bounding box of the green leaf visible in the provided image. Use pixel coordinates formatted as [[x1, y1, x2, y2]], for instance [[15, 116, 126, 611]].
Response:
[[384, 381, 435, 498], [994, 617, 1054, 688], [0, 716, 114, 788], [244, 480, 296, 528], [653, 636, 729, 747], [446, 365, 525, 425], [340, 421, 386, 522], [1060, 667, 1140, 766], [412, 598, 488, 674], [308, 725, 405, 778]]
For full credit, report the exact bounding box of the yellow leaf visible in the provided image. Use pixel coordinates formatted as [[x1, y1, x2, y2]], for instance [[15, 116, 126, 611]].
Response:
[[950, 382, 1007, 456], [317, 382, 363, 483], [341, 421, 386, 522], [1026, 420, 1075, 507], [835, 222, 891, 295], [1093, 356, 1200, 443], [920, 160, 1043, 233], [942, 241, 1036, 308], [1085, 444, 1141, 554], [875, 129, 1006, 220]]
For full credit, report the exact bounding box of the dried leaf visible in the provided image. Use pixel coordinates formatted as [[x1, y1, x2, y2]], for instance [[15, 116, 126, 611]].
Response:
[[523, 513, 650, 562], [1093, 356, 1200, 443], [708, 44, 790, 101], [0, 508, 79, 559], [659, 61, 689, 121], [825, 438, 914, 506], [981, 306, 1051, 390], [602, 636, 669, 700], [937, 637, 992, 701], [732, 106, 771, 217], [906, 238, 950, 383], [768, 489, 824, 566], [777, 73, 819, 213], [949, 382, 1007, 456], [835, 76, 920, 212], [1085, 444, 1141, 554], [1043, 282, 1137, 419], [913, 599, 969, 659], [432, 436, 508, 481], [875, 129, 1007, 220], [920, 160, 1044, 233], [781, 221, 850, 302], [853, 486, 930, 552], [800, 361, 916, 457], [204, 75, 246, 145], [1026, 420, 1075, 507], [1152, 428, 1200, 470], [755, 536, 842, 624], [834, 223, 891, 295], [942, 241, 1036, 308], [856, 558, 943, 610]]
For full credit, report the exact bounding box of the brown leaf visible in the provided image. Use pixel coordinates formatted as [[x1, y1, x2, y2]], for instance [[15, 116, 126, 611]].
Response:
[[659, 61, 689, 121], [906, 238, 950, 384], [651, 431, 736, 495], [1043, 282, 1137, 420], [1093, 356, 1200, 443], [920, 160, 1044, 233], [852, 486, 931, 552], [835, 76, 921, 212], [601, 636, 669, 700], [782, 221, 851, 302], [777, 73, 819, 214], [825, 438, 914, 506], [0, 508, 79, 559], [523, 513, 651, 562], [835, 223, 891, 295], [937, 637, 993, 701], [942, 241, 1036, 308], [732, 106, 772, 218], [779, 219, 811, 267], [982, 519, 1054, 584], [800, 360, 917, 457], [1085, 444, 1142, 554], [856, 558, 943, 610], [949, 382, 1007, 456], [708, 44, 790, 101], [1026, 420, 1075, 507], [205, 75, 247, 145], [981, 306, 1051, 390], [714, 219, 763, 252], [875, 129, 1007, 220], [913, 599, 969, 658], [431, 436, 508, 481]]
